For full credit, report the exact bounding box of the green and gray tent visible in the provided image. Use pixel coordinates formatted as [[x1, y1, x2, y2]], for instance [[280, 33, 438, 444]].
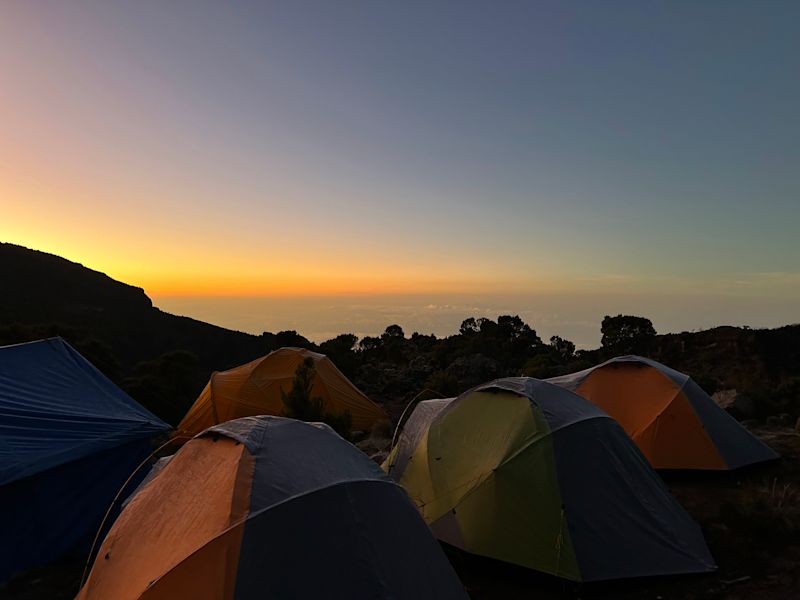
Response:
[[384, 378, 716, 582]]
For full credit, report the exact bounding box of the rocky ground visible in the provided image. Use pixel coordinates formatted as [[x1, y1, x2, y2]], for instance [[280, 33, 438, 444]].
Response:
[[2, 426, 798, 600]]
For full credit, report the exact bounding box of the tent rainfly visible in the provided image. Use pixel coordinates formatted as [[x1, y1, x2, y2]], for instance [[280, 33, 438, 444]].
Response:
[[547, 355, 778, 470], [178, 347, 387, 435], [384, 378, 717, 582], [0, 337, 169, 582]]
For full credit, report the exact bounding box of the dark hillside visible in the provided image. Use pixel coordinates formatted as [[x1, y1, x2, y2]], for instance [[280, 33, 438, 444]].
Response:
[[0, 242, 153, 319], [0, 243, 265, 370], [0, 243, 271, 422]]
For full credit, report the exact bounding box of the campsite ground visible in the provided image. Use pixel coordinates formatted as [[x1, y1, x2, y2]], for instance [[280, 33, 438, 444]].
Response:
[[2, 426, 799, 600]]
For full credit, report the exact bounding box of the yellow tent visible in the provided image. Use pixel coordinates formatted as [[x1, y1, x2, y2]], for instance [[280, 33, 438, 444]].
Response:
[[178, 347, 387, 434]]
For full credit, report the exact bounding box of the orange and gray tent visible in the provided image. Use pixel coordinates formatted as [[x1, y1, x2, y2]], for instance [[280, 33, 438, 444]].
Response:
[[547, 355, 778, 470], [384, 378, 716, 582], [78, 416, 468, 600], [178, 347, 387, 435]]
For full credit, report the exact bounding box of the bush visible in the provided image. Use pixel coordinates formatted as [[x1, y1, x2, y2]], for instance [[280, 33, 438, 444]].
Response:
[[714, 478, 800, 574], [281, 357, 352, 438], [424, 370, 462, 398]]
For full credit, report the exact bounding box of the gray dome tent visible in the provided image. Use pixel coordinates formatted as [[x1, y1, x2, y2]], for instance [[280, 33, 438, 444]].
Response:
[[79, 416, 468, 600], [385, 378, 717, 582]]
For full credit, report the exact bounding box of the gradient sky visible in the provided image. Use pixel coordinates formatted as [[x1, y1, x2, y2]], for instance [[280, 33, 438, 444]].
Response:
[[2, 2, 799, 344]]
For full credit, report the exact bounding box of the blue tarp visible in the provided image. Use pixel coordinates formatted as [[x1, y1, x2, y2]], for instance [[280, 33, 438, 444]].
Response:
[[0, 337, 169, 582]]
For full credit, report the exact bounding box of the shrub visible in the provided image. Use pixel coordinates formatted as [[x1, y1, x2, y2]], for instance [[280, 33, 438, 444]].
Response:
[[281, 357, 353, 438]]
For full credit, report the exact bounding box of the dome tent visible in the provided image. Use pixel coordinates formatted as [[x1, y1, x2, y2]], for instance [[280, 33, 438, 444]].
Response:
[[547, 355, 778, 470], [178, 347, 387, 434], [78, 416, 468, 600], [0, 337, 169, 582], [384, 378, 716, 582]]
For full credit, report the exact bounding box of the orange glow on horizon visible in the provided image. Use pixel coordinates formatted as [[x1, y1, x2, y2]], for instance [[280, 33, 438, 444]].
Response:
[[105, 258, 548, 297], [1, 187, 554, 297], [0, 226, 547, 298], [139, 275, 514, 297]]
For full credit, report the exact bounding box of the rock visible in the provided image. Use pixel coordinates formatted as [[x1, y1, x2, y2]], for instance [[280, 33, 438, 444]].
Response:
[[795, 416, 800, 433], [720, 575, 751, 586], [356, 426, 392, 460], [370, 450, 389, 465], [764, 413, 793, 427], [713, 389, 755, 419], [713, 389, 736, 409], [350, 430, 368, 444]]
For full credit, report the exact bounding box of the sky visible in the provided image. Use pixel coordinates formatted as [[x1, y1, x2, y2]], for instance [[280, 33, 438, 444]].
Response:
[[1, 2, 799, 346]]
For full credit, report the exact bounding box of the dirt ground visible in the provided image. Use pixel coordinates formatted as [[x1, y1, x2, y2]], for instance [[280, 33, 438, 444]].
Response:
[[2, 426, 798, 600]]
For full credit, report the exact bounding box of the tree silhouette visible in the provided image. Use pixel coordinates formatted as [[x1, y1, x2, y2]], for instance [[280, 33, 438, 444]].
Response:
[[550, 335, 576, 361], [382, 324, 405, 339], [601, 315, 656, 353], [459, 318, 480, 335], [281, 357, 352, 437], [319, 333, 359, 377]]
